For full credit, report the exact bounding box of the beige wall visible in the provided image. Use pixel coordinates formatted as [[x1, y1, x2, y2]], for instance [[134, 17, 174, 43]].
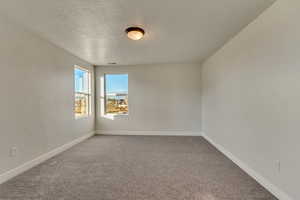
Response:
[[0, 16, 94, 175], [95, 64, 201, 134], [201, 0, 300, 199]]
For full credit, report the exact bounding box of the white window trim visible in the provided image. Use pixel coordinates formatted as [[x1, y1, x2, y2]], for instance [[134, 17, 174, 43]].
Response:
[[74, 65, 92, 119], [103, 73, 129, 116]]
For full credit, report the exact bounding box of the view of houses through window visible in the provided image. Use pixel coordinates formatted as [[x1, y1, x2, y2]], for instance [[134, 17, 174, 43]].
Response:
[[74, 66, 91, 118], [105, 74, 128, 115]]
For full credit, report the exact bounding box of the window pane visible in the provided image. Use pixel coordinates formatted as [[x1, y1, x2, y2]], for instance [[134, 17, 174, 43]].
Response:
[[105, 74, 128, 115], [74, 66, 91, 118], [75, 68, 89, 93], [75, 93, 89, 117]]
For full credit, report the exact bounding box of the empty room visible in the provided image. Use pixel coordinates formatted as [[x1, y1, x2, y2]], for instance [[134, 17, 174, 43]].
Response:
[[0, 0, 299, 199]]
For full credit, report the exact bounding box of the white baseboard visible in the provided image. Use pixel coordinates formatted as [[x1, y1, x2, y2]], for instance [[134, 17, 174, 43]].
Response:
[[96, 130, 202, 136], [0, 131, 95, 185], [2, 130, 292, 200], [201, 132, 293, 200]]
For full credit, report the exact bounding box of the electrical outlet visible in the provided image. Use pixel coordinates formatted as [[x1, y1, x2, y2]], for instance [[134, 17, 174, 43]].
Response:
[[276, 160, 281, 173], [10, 147, 18, 157]]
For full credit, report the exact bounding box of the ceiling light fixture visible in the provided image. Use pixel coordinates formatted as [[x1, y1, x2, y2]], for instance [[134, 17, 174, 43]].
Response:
[[125, 27, 145, 40]]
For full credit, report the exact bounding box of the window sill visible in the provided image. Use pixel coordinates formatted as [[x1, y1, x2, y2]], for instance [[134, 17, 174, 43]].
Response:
[[102, 113, 129, 120], [104, 114, 128, 117]]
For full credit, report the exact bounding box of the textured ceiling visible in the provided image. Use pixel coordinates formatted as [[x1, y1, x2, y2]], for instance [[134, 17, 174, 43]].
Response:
[[0, 0, 275, 65]]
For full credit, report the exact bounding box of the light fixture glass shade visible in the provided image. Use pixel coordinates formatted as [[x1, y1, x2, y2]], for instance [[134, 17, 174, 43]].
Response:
[[126, 27, 145, 40]]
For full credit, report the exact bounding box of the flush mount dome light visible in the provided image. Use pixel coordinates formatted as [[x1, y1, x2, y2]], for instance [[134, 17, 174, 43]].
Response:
[[126, 27, 145, 40]]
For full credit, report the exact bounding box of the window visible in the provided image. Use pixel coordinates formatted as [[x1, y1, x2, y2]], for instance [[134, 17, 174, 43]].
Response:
[[74, 66, 91, 118], [105, 74, 128, 115]]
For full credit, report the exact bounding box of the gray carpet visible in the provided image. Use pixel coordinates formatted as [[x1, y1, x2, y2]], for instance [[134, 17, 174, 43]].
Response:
[[0, 135, 277, 200]]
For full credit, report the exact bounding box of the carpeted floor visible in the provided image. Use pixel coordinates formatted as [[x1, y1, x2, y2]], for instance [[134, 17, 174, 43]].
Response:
[[0, 135, 277, 200]]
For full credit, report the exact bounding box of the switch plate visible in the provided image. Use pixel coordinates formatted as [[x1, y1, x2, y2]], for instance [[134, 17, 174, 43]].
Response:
[[10, 147, 18, 157]]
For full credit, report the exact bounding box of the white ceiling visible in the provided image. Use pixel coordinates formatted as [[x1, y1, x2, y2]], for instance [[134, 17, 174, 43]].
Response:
[[0, 0, 275, 65]]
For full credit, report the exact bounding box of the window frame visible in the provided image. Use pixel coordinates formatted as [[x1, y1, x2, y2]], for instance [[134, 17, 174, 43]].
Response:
[[104, 73, 129, 116], [74, 65, 92, 119]]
